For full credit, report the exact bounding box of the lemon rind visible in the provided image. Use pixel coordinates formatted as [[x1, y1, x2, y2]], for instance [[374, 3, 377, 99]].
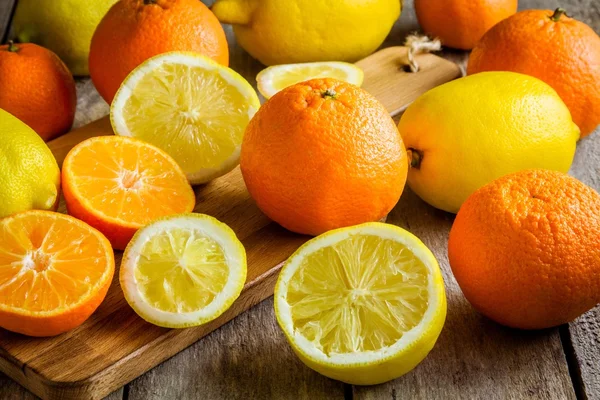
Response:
[[274, 222, 445, 366], [120, 213, 247, 328]]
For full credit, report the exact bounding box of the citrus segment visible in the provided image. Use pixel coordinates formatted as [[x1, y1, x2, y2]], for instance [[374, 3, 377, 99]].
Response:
[[257, 62, 364, 99], [275, 222, 446, 385], [62, 136, 195, 250], [111, 52, 260, 184], [0, 210, 114, 337], [120, 214, 247, 328]]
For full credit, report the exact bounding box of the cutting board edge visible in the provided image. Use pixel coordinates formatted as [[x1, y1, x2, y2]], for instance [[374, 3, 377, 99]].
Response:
[[2, 264, 283, 400]]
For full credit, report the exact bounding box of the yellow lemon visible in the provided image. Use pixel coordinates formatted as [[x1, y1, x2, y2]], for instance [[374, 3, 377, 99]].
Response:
[[0, 109, 60, 218], [111, 52, 260, 185], [11, 0, 118, 75], [399, 71, 579, 213], [121, 213, 247, 328], [274, 222, 446, 385], [211, 0, 401, 66]]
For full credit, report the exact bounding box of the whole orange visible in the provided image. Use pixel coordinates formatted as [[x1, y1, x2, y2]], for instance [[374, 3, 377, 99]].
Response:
[[448, 169, 600, 330], [0, 41, 76, 141], [89, 0, 229, 103], [468, 8, 600, 137], [240, 78, 407, 236], [415, 0, 517, 50]]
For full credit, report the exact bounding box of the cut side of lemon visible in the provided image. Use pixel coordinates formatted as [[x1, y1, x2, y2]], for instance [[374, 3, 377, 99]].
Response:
[[111, 52, 260, 185], [257, 62, 364, 99], [120, 213, 247, 328], [274, 222, 446, 385]]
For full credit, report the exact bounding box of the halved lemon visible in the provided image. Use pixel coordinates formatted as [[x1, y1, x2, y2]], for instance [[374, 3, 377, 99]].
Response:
[[274, 222, 446, 385], [120, 214, 247, 328], [111, 52, 260, 185], [257, 62, 364, 99]]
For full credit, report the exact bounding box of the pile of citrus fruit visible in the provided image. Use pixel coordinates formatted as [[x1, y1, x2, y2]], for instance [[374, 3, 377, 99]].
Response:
[[0, 0, 599, 389]]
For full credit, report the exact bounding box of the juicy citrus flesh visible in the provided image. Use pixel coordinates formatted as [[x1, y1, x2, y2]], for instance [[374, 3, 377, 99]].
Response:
[[275, 223, 446, 385], [257, 62, 364, 98], [64, 136, 195, 228], [112, 53, 260, 184], [287, 234, 429, 355], [135, 227, 229, 314], [0, 211, 113, 316], [121, 214, 247, 328]]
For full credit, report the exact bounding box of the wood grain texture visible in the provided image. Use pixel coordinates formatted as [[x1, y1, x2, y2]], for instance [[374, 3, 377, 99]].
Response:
[[127, 298, 346, 400], [0, 34, 459, 400], [0, 0, 16, 43]]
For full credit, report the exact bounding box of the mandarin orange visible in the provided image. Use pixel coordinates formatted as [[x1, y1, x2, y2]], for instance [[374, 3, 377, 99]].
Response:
[[89, 0, 229, 103], [0, 41, 76, 141], [240, 78, 407, 236], [62, 136, 196, 250], [448, 169, 600, 329], [468, 8, 600, 137], [0, 211, 114, 337], [415, 0, 517, 50]]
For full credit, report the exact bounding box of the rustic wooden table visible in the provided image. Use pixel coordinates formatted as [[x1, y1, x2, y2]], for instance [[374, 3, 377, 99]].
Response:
[[1, 0, 599, 399]]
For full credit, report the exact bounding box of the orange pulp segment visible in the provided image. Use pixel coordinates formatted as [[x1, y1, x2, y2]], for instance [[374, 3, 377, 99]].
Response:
[[62, 136, 196, 250], [0, 210, 115, 337]]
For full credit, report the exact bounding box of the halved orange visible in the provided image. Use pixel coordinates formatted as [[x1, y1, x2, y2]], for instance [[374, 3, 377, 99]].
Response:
[[0, 210, 114, 337], [62, 136, 196, 250]]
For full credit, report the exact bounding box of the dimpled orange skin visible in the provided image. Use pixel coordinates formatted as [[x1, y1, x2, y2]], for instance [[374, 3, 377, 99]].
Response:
[[448, 170, 600, 330], [468, 9, 600, 137], [89, 0, 229, 103], [0, 42, 76, 141], [240, 78, 407, 236], [415, 0, 517, 50]]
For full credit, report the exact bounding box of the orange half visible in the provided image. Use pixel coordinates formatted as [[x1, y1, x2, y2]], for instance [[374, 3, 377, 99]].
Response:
[[0, 211, 115, 337], [62, 136, 196, 250]]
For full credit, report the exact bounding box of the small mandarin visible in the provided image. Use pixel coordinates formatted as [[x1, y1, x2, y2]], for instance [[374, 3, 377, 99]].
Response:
[[0, 42, 76, 141], [89, 0, 229, 103], [468, 8, 600, 137], [415, 0, 517, 50], [448, 169, 600, 329]]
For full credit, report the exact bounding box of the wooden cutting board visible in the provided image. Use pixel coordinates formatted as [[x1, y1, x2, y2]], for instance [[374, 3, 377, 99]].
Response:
[[0, 47, 461, 400]]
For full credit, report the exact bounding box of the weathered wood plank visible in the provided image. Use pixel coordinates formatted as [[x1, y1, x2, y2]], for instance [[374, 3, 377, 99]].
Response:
[[0, 0, 16, 43], [0, 374, 124, 400], [353, 1, 597, 399], [523, 1, 600, 399], [126, 298, 345, 400]]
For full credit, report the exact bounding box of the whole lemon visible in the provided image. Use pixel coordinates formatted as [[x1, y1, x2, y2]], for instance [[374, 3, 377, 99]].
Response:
[[211, 0, 400, 65], [0, 109, 60, 218], [398, 72, 579, 213], [11, 0, 118, 76]]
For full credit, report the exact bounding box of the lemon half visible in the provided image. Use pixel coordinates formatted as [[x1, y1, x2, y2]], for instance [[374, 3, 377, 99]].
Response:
[[274, 222, 446, 385], [120, 214, 247, 328], [111, 52, 260, 185], [257, 62, 364, 99]]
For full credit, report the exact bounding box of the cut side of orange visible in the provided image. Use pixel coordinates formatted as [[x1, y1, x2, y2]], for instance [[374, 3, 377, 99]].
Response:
[[62, 136, 196, 250], [0, 210, 115, 337]]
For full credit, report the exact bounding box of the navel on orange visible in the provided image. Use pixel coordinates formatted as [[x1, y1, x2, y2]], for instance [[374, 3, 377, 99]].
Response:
[[62, 136, 196, 250], [0, 210, 114, 337]]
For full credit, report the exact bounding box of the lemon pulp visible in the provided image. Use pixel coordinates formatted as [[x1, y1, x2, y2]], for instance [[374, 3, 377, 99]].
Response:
[[112, 53, 260, 184], [257, 62, 364, 99], [135, 228, 229, 313], [287, 234, 429, 355]]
